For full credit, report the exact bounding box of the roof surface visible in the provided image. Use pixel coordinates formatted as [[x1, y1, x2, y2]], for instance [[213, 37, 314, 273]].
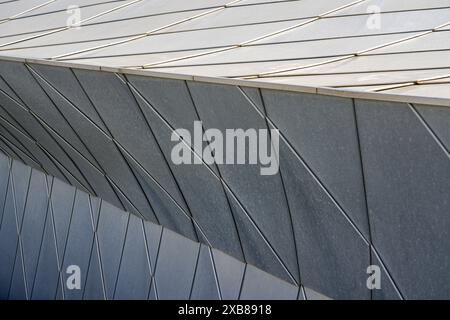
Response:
[[1, 0, 450, 101]]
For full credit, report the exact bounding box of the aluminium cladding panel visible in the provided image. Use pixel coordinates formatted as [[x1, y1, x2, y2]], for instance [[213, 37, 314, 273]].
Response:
[[415, 104, 450, 150], [260, 89, 370, 299], [0, 152, 326, 300], [186, 81, 300, 284], [127, 74, 244, 261], [190, 245, 221, 300], [0, 152, 10, 225], [211, 248, 246, 300], [14, 168, 50, 299], [114, 214, 152, 300], [355, 99, 450, 299], [239, 264, 299, 300], [95, 201, 129, 300], [0, 163, 21, 299], [71, 68, 198, 234], [153, 228, 200, 300], [260, 90, 369, 237]]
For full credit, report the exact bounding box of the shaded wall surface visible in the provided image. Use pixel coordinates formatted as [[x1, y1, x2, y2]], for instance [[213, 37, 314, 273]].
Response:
[[0, 152, 314, 300], [0, 60, 449, 299]]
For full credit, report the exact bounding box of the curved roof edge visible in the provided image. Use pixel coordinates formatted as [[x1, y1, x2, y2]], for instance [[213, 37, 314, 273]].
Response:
[[1, 55, 449, 108]]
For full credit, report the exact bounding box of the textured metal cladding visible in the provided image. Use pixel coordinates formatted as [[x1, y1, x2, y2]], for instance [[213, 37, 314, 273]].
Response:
[[0, 58, 449, 299], [0, 152, 311, 300]]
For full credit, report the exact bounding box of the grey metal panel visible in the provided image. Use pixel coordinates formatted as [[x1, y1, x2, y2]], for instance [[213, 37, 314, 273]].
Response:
[[0, 141, 16, 162], [20, 168, 49, 297], [304, 287, 332, 300], [31, 210, 59, 300], [0, 114, 67, 183], [8, 247, 27, 300], [13, 69, 124, 208], [126, 75, 218, 174], [211, 248, 245, 300], [355, 99, 450, 299], [277, 51, 450, 77], [61, 190, 95, 300], [240, 87, 265, 114], [96, 201, 129, 300], [0, 61, 96, 165], [126, 155, 198, 241], [372, 249, 402, 300], [0, 179, 19, 299], [415, 104, 450, 150], [261, 89, 369, 238], [154, 229, 200, 299], [10, 160, 31, 230], [0, 152, 10, 226], [114, 214, 152, 300], [28, 67, 102, 169], [72, 69, 189, 213], [277, 139, 370, 299], [298, 287, 306, 300], [83, 239, 105, 300], [143, 220, 162, 272], [0, 129, 41, 171], [128, 76, 243, 259], [30, 64, 108, 133], [148, 280, 157, 300], [240, 264, 298, 300], [89, 196, 102, 232], [0, 75, 88, 187], [188, 81, 299, 283], [190, 245, 220, 300], [225, 188, 294, 284], [49, 178, 76, 265]]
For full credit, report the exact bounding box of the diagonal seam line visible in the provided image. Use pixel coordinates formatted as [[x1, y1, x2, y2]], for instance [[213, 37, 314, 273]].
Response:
[[0, 99, 96, 195], [0, 0, 57, 25], [243, 87, 408, 297], [256, 20, 450, 77], [8, 162, 32, 299], [54, 187, 78, 300], [139, 218, 154, 299], [371, 246, 405, 299], [0, 0, 145, 49], [351, 98, 374, 300], [27, 63, 207, 232], [0, 128, 44, 171], [30, 173, 53, 299], [142, 0, 366, 68], [254, 86, 303, 285], [409, 103, 450, 158], [184, 78, 247, 261], [0, 116, 45, 167], [118, 72, 202, 243], [0, 155, 12, 230], [51, 0, 244, 60], [111, 212, 131, 299], [188, 244, 202, 299], [0, 75, 96, 193], [125, 78, 299, 285], [242, 86, 370, 245]]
